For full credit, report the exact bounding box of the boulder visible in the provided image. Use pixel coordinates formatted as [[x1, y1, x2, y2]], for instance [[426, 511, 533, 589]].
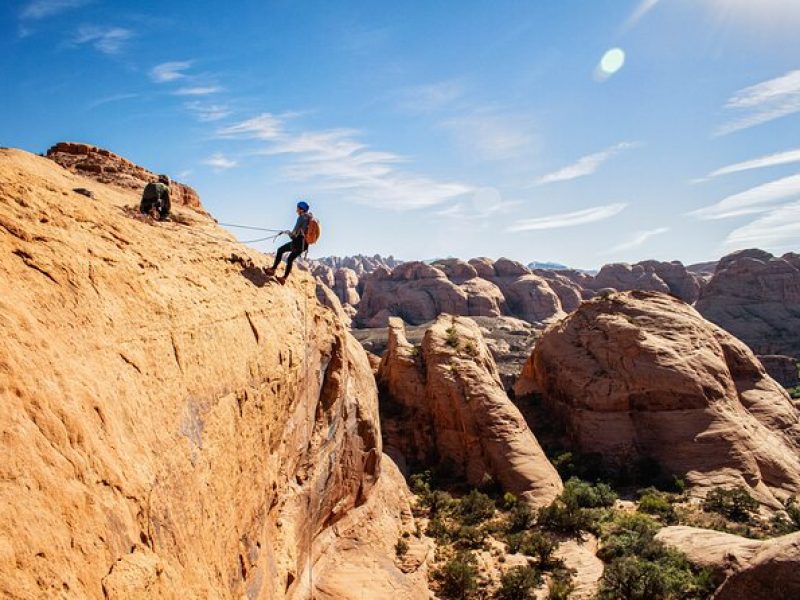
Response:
[[591, 262, 671, 295], [696, 249, 800, 359], [515, 290, 800, 506], [533, 269, 584, 312], [378, 316, 562, 506], [656, 526, 800, 599]]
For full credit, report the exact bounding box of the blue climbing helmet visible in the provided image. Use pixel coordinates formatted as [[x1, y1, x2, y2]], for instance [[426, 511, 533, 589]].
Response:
[[297, 200, 310, 212]]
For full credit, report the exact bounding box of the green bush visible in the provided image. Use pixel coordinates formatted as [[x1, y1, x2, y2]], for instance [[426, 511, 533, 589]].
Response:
[[427, 517, 450, 541], [505, 532, 524, 554], [428, 490, 454, 517], [454, 525, 486, 549], [520, 531, 558, 567], [637, 489, 676, 522], [597, 513, 661, 562], [537, 500, 598, 536], [434, 551, 479, 599], [395, 537, 409, 557], [496, 564, 542, 600], [788, 385, 800, 400], [771, 496, 800, 534], [457, 490, 496, 525], [410, 470, 432, 497], [562, 477, 618, 509], [547, 567, 576, 600], [446, 326, 459, 348], [499, 492, 518, 510], [597, 554, 714, 600], [507, 502, 535, 532], [703, 486, 759, 523]]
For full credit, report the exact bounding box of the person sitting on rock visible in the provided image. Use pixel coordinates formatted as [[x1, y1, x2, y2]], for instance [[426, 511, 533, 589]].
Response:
[[265, 201, 312, 284], [139, 174, 171, 221]]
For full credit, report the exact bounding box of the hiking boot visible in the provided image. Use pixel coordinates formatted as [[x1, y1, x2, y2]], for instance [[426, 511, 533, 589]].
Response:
[[263, 267, 276, 277], [276, 276, 287, 285]]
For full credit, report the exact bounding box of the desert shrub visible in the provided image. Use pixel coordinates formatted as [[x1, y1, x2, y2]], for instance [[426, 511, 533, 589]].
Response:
[[410, 470, 432, 497], [454, 525, 486, 549], [597, 553, 714, 600], [427, 517, 450, 540], [464, 341, 478, 356], [506, 532, 524, 554], [788, 385, 800, 400], [703, 486, 759, 523], [434, 551, 479, 599], [562, 477, 617, 508], [520, 531, 558, 567], [771, 496, 800, 534], [507, 502, 535, 532], [499, 492, 518, 510], [550, 450, 608, 482], [496, 564, 542, 600], [446, 326, 459, 348], [395, 537, 409, 557], [456, 489, 495, 525], [637, 488, 677, 522], [537, 500, 598, 536], [547, 567, 576, 600], [597, 513, 661, 562], [428, 490, 455, 516]]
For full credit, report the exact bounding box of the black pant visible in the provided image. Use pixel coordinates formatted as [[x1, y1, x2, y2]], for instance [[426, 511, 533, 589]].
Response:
[[272, 236, 308, 277]]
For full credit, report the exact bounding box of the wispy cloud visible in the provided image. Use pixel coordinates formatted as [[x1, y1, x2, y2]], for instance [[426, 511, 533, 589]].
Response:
[[71, 25, 132, 54], [20, 0, 90, 20], [623, 0, 661, 31], [441, 110, 538, 161], [607, 227, 670, 253], [185, 102, 230, 122], [536, 142, 638, 185], [434, 187, 520, 220], [690, 173, 800, 219], [203, 153, 237, 170], [172, 86, 222, 96], [397, 80, 464, 113], [507, 203, 627, 232], [716, 70, 800, 136], [87, 92, 138, 110], [724, 199, 800, 252], [150, 61, 192, 83], [218, 112, 473, 210], [704, 147, 800, 179]]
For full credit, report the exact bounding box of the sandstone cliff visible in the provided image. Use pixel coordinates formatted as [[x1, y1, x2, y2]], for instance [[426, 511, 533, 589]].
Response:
[[377, 315, 562, 507], [0, 148, 425, 599], [514, 290, 800, 507], [696, 248, 800, 359]]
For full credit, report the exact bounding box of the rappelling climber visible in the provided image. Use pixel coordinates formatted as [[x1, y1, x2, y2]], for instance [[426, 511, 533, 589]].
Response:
[[139, 174, 171, 221], [265, 200, 317, 284]]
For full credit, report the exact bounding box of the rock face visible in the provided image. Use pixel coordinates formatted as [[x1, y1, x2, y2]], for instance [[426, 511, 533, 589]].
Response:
[[46, 142, 202, 211], [315, 254, 403, 277], [0, 148, 425, 599], [696, 249, 800, 359], [378, 316, 562, 506], [758, 355, 800, 388], [355, 258, 564, 328], [656, 526, 800, 599], [515, 290, 800, 506], [590, 260, 701, 303]]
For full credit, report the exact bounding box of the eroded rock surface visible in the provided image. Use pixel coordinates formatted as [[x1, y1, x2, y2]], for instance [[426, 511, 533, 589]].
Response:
[[696, 249, 800, 359], [46, 142, 202, 211], [378, 316, 562, 506], [515, 290, 800, 506], [0, 148, 423, 599]]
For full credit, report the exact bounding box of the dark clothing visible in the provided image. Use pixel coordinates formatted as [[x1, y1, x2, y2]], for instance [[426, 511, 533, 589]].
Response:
[[290, 212, 312, 239], [140, 182, 171, 220], [272, 236, 308, 277]]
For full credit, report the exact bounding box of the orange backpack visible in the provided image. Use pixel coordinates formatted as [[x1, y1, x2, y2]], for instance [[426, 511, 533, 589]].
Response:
[[305, 216, 321, 244]]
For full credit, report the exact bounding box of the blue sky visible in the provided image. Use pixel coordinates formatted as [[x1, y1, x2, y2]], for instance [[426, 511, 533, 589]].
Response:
[[2, 0, 800, 269]]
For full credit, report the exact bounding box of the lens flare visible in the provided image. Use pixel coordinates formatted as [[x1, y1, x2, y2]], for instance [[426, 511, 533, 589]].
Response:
[[600, 48, 626, 75]]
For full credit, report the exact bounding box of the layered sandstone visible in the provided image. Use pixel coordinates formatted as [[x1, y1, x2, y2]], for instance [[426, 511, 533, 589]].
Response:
[[696, 249, 800, 359], [46, 142, 202, 211], [515, 290, 800, 506], [589, 260, 702, 303], [378, 316, 562, 506], [0, 148, 423, 599], [656, 526, 800, 599]]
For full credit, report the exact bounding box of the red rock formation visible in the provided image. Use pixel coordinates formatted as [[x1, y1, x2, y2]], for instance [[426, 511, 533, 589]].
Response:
[[696, 249, 800, 359], [378, 316, 563, 506], [656, 526, 800, 599], [0, 148, 425, 599], [46, 142, 203, 212], [758, 355, 800, 388], [515, 290, 800, 506]]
